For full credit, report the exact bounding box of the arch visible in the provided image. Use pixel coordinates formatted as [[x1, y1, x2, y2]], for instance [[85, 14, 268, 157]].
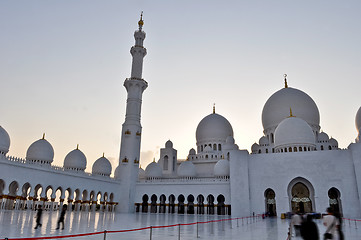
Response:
[[321, 145, 324, 150], [168, 194, 175, 214], [21, 182, 32, 198], [287, 177, 315, 213], [197, 194, 205, 214], [328, 187, 342, 215], [328, 145, 332, 150], [187, 194, 195, 214], [218, 144, 222, 151], [142, 194, 148, 213], [264, 188, 277, 216], [289, 147, 292, 152], [294, 147, 297, 152], [178, 194, 185, 214], [150, 194, 157, 213], [33, 184, 43, 200], [217, 194, 226, 215], [46, 186, 53, 200], [0, 179, 5, 195], [207, 194, 215, 215], [159, 194, 166, 213], [163, 155, 169, 170], [213, 144, 217, 151]]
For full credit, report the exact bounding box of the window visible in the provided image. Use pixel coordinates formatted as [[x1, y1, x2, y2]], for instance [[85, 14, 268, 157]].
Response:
[[163, 156, 168, 170]]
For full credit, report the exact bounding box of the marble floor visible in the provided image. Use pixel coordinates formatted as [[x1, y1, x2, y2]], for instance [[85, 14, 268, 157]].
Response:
[[0, 211, 360, 240]]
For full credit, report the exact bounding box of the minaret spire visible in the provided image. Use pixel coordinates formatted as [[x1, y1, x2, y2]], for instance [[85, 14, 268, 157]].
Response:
[[130, 12, 147, 79], [213, 103, 216, 114]]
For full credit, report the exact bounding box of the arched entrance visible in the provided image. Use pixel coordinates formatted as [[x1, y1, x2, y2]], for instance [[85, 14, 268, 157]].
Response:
[[264, 188, 277, 216], [328, 187, 342, 215], [288, 177, 315, 213]]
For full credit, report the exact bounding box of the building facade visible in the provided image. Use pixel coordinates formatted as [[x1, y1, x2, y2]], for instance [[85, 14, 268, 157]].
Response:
[[1, 16, 361, 218]]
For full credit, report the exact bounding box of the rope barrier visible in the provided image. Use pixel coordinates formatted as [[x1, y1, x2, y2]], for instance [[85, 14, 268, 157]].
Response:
[[3, 215, 262, 240]]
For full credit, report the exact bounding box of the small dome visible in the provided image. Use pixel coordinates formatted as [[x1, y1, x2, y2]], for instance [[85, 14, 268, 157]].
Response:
[[196, 113, 233, 144], [251, 143, 259, 152], [189, 148, 196, 155], [318, 132, 329, 142], [226, 136, 235, 145], [259, 136, 269, 146], [204, 145, 213, 152], [26, 138, 54, 164], [145, 162, 162, 178], [138, 167, 145, 179], [92, 156, 112, 176], [0, 126, 10, 154], [356, 107, 361, 132], [329, 138, 338, 148], [214, 159, 230, 177], [64, 148, 87, 171], [262, 87, 320, 132], [177, 161, 196, 177], [274, 117, 316, 149], [165, 140, 173, 148], [114, 164, 125, 179]]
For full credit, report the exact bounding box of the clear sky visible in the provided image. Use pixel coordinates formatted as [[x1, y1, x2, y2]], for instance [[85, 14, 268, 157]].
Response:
[[1, 1, 360, 173]]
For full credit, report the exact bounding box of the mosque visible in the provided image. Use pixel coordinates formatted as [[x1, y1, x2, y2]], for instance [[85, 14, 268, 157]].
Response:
[[1, 15, 361, 219]]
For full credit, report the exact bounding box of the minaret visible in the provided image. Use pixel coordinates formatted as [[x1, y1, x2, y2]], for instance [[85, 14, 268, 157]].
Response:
[[118, 13, 148, 213]]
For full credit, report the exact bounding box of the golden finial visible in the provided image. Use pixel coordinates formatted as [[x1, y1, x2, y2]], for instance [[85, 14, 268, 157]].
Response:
[[42, 133, 45, 139], [140, 164, 142, 169], [213, 103, 216, 114], [102, 152, 105, 157], [138, 11, 144, 28], [284, 74, 288, 88], [153, 157, 155, 162], [76, 144, 79, 150], [289, 108, 294, 117]]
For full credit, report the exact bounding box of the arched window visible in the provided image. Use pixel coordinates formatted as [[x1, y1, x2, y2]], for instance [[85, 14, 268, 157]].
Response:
[[294, 147, 297, 152], [173, 156, 176, 171], [258, 149, 261, 154], [266, 149, 268, 153], [289, 147, 292, 152], [213, 144, 217, 150], [321, 145, 324, 151], [304, 147, 307, 151], [218, 144, 222, 151], [271, 133, 274, 143], [163, 155, 168, 170], [201, 146, 203, 152], [299, 147, 302, 152], [328, 145, 332, 150]]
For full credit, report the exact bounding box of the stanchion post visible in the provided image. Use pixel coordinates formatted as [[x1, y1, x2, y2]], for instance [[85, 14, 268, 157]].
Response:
[[150, 226, 153, 240], [355, 220, 358, 229], [197, 222, 199, 238], [178, 224, 181, 240], [103, 230, 107, 240]]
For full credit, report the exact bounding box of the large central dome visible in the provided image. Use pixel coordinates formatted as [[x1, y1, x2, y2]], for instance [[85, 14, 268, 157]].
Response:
[[262, 87, 320, 132], [196, 112, 233, 144]]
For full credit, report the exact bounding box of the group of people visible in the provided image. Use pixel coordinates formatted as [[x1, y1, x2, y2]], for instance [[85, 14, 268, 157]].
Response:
[[34, 204, 67, 230], [290, 207, 344, 240]]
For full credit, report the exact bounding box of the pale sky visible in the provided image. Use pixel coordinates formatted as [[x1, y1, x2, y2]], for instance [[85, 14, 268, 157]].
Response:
[[1, 1, 360, 173]]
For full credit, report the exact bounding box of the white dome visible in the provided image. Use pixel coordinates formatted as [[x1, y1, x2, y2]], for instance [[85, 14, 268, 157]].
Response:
[[189, 148, 196, 155], [259, 136, 269, 146], [177, 161, 196, 177], [92, 156, 112, 176], [145, 162, 162, 178], [251, 143, 259, 152], [329, 138, 338, 148], [274, 117, 316, 149], [214, 159, 230, 176], [204, 145, 213, 152], [262, 87, 320, 132], [196, 113, 233, 144], [356, 107, 361, 132], [165, 140, 173, 148], [138, 167, 145, 179], [26, 138, 54, 164], [64, 148, 87, 171], [0, 126, 10, 154], [318, 132, 329, 142]]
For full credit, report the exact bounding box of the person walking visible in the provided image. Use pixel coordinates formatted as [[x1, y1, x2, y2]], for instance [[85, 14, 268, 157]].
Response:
[[300, 214, 319, 240], [34, 205, 43, 229], [323, 207, 339, 240], [291, 211, 303, 237], [56, 204, 67, 230]]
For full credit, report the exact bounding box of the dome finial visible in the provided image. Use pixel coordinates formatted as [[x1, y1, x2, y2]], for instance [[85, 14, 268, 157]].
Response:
[[76, 144, 79, 150], [213, 103, 216, 114], [289, 107, 294, 117], [284, 74, 288, 88], [138, 11, 144, 30], [153, 157, 155, 162], [102, 152, 105, 157], [42, 133, 45, 139]]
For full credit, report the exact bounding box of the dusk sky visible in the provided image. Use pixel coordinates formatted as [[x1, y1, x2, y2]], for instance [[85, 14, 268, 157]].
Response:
[[1, 1, 360, 173]]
